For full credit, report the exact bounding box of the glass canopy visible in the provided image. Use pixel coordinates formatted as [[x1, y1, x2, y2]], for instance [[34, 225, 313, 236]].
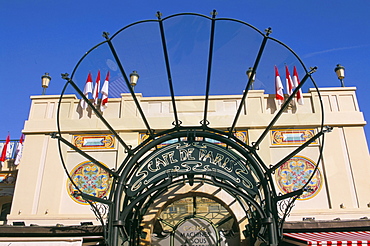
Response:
[[56, 12, 325, 246]]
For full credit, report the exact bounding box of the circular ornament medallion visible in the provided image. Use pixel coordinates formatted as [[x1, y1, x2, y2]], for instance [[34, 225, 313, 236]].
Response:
[[67, 161, 112, 205], [275, 156, 322, 200]]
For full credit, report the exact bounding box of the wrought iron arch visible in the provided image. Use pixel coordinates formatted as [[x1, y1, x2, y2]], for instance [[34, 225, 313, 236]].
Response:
[[112, 129, 274, 245], [55, 10, 328, 246]]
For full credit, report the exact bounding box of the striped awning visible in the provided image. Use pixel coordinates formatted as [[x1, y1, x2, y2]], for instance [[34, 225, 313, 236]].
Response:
[[284, 231, 370, 245]]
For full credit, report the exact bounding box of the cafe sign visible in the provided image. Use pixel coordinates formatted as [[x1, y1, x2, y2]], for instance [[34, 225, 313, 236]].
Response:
[[127, 141, 258, 196]]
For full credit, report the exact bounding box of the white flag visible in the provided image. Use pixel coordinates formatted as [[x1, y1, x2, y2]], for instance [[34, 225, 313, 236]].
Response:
[[275, 66, 284, 105], [92, 70, 101, 106], [285, 65, 294, 96], [100, 71, 110, 111], [80, 72, 93, 109], [14, 134, 24, 165], [293, 66, 304, 105]]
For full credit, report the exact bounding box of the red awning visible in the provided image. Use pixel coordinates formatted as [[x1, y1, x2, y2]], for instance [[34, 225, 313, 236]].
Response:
[[284, 231, 370, 245]]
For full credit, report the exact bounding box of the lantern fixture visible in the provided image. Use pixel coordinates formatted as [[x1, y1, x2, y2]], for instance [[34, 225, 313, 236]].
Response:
[[246, 67, 255, 90], [130, 71, 139, 90], [334, 64, 345, 87], [41, 73, 52, 95]]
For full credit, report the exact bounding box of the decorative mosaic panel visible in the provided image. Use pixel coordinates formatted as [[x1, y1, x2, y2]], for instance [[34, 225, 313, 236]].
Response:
[[234, 131, 248, 143], [67, 161, 112, 205], [271, 129, 317, 145], [72, 134, 115, 150], [275, 156, 322, 200], [139, 130, 248, 148]]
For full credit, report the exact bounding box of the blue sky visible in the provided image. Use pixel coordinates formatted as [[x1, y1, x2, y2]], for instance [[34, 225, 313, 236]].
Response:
[[1, 0, 369, 150]]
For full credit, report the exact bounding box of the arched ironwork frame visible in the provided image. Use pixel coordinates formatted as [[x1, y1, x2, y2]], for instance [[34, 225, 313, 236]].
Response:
[[54, 10, 328, 246]]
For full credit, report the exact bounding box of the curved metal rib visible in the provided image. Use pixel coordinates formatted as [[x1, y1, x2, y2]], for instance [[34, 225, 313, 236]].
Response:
[[156, 12, 181, 128], [228, 28, 272, 136], [202, 10, 218, 127], [60, 74, 133, 155], [103, 32, 155, 137]]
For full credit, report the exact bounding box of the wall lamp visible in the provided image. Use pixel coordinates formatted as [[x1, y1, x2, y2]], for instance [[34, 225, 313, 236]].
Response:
[[246, 67, 255, 90], [41, 73, 52, 95], [334, 64, 345, 87], [130, 71, 139, 91]]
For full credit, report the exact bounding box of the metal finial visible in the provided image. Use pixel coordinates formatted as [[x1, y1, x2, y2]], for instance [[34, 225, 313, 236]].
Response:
[[156, 11, 162, 19], [308, 66, 318, 74], [61, 73, 70, 80], [265, 27, 272, 35], [102, 32, 110, 39], [211, 10, 218, 18]]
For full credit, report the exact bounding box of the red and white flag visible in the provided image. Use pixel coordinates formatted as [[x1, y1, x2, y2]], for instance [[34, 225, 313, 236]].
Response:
[[93, 70, 101, 105], [275, 66, 284, 105], [14, 134, 24, 165], [80, 72, 93, 109], [0, 134, 10, 166], [293, 66, 304, 105], [100, 71, 110, 111], [285, 65, 294, 96]]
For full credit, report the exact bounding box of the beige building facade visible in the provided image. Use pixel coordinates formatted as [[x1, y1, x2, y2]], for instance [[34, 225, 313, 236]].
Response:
[[1, 86, 369, 245]]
